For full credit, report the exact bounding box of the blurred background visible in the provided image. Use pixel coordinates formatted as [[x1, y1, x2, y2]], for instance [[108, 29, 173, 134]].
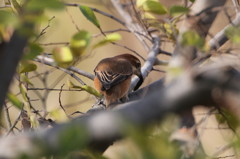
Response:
[[4, 0, 239, 158]]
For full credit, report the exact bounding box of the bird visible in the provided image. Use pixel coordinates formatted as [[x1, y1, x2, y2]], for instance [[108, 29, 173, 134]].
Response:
[[94, 54, 143, 107]]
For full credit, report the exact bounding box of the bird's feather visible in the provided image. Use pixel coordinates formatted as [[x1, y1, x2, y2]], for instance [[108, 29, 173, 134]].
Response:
[[94, 58, 133, 91]]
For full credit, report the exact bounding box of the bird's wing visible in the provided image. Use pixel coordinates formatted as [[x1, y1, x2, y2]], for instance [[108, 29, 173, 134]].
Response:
[[94, 59, 133, 91]]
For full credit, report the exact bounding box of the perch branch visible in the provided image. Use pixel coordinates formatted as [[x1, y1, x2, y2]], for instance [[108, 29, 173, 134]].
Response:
[[130, 37, 160, 90], [0, 62, 239, 158]]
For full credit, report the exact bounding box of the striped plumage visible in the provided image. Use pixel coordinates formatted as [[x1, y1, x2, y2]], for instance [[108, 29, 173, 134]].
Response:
[[94, 54, 143, 107]]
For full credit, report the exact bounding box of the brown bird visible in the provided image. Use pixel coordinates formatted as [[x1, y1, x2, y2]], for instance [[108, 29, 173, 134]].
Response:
[[94, 54, 143, 107]]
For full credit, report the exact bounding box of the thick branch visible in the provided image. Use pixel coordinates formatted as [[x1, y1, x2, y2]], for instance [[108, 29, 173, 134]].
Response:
[[208, 13, 240, 50], [130, 37, 160, 90], [0, 31, 28, 109], [169, 0, 227, 80], [0, 63, 239, 158]]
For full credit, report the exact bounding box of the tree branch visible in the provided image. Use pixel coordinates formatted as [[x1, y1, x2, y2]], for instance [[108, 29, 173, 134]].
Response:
[[0, 31, 29, 110], [110, 0, 151, 51], [130, 37, 160, 90], [35, 55, 94, 81], [208, 13, 240, 50], [0, 61, 239, 158]]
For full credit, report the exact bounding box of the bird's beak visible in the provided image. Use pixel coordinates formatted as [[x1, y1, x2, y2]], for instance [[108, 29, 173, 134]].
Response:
[[134, 69, 143, 91]]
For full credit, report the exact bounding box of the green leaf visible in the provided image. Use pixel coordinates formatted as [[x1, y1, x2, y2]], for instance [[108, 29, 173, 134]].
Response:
[[225, 26, 240, 43], [20, 83, 28, 102], [93, 33, 122, 48], [68, 81, 102, 98], [170, 5, 189, 16], [142, 0, 167, 15], [23, 43, 43, 60], [0, 10, 18, 26], [10, 0, 22, 13], [7, 93, 23, 109], [181, 30, 205, 49], [70, 30, 91, 56], [26, 0, 64, 11], [20, 74, 33, 86], [79, 5, 100, 28], [19, 60, 37, 73], [52, 46, 73, 67]]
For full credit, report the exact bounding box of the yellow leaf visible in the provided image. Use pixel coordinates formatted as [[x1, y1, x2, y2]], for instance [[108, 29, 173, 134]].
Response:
[[70, 30, 91, 56], [142, 0, 168, 15], [93, 33, 122, 48], [52, 46, 73, 68]]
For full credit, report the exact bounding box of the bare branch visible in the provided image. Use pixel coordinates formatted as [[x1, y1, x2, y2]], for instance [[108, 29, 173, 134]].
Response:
[[92, 28, 152, 41], [208, 13, 240, 50], [34, 16, 55, 42], [64, 3, 126, 26], [5, 110, 22, 136], [0, 61, 239, 157], [232, 0, 240, 14], [35, 56, 93, 83], [27, 88, 82, 92], [110, 0, 151, 51], [58, 84, 68, 117], [130, 37, 160, 90]]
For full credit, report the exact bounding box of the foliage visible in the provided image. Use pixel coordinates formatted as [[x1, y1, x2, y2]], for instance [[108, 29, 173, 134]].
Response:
[[0, 0, 239, 158], [70, 30, 92, 56], [181, 30, 205, 50], [169, 5, 189, 16], [93, 33, 122, 48], [79, 5, 100, 28], [225, 26, 240, 43]]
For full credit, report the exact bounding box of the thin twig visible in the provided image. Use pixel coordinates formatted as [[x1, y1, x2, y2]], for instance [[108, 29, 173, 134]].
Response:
[[34, 16, 55, 42], [159, 49, 172, 56], [194, 108, 216, 128], [111, 42, 146, 61], [25, 90, 42, 117], [92, 28, 152, 41], [39, 42, 69, 46], [4, 103, 12, 129], [41, 70, 50, 116], [6, 110, 22, 136], [35, 55, 94, 80], [64, 3, 126, 26], [65, 7, 80, 31], [210, 143, 233, 158], [58, 84, 68, 117], [28, 68, 56, 79], [35, 56, 87, 85], [28, 88, 82, 91], [152, 68, 166, 73], [110, 0, 150, 51]]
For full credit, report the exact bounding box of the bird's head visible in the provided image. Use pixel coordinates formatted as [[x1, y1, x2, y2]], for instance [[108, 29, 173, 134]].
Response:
[[116, 54, 143, 90]]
